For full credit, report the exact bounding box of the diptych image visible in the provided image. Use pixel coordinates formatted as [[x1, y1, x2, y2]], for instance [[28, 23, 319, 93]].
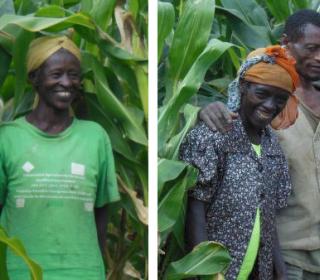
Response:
[[0, 0, 320, 279]]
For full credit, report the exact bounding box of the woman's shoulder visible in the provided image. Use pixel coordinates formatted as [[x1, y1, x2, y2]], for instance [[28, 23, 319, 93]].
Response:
[[187, 121, 224, 142], [181, 121, 228, 154]]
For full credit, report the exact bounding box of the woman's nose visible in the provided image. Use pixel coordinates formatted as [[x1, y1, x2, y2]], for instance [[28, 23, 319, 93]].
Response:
[[59, 73, 72, 87]]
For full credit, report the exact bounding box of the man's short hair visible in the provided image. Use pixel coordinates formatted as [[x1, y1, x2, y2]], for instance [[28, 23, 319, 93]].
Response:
[[284, 9, 320, 42]]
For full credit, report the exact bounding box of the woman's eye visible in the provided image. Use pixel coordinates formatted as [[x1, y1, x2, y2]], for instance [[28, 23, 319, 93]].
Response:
[[307, 46, 317, 52], [50, 73, 61, 78], [68, 72, 80, 79], [70, 73, 80, 79], [255, 92, 268, 98]]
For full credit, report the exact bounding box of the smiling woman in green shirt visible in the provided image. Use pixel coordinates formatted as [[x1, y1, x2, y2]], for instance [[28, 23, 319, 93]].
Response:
[[0, 36, 120, 280]]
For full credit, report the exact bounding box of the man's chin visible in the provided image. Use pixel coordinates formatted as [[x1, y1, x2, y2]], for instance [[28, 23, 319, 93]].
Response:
[[51, 102, 72, 111]]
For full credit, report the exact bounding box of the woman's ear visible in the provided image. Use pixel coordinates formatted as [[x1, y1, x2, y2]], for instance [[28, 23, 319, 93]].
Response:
[[28, 70, 39, 89]]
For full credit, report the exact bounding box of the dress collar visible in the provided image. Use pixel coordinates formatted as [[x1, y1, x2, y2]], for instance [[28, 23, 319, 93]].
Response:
[[223, 118, 283, 156]]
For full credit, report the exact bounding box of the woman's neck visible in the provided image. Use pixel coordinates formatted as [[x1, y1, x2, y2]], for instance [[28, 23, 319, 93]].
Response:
[[239, 113, 262, 145], [26, 104, 73, 134]]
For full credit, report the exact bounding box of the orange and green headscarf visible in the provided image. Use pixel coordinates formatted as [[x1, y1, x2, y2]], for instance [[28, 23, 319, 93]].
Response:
[[227, 45, 300, 130]]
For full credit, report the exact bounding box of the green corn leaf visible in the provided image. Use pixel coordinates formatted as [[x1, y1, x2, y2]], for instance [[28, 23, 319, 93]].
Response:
[[12, 29, 34, 109], [216, 6, 271, 49], [128, 0, 139, 19], [0, 13, 95, 32], [158, 165, 197, 233], [98, 38, 147, 62], [83, 52, 147, 146], [135, 63, 148, 119], [158, 1, 175, 62], [159, 39, 233, 155], [0, 226, 42, 280], [84, 93, 138, 163], [166, 0, 215, 101], [164, 104, 200, 160], [106, 57, 140, 102], [221, 0, 270, 27], [89, 0, 116, 30], [265, 0, 290, 22], [158, 159, 188, 195], [0, 46, 11, 89], [166, 241, 231, 280], [292, 0, 310, 9], [34, 5, 67, 18]]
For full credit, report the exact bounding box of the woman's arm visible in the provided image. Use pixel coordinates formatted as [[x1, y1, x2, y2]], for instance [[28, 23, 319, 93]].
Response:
[[185, 197, 208, 251]]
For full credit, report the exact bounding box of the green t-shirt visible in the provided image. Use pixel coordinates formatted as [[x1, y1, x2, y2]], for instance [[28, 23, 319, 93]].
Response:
[[0, 117, 120, 280]]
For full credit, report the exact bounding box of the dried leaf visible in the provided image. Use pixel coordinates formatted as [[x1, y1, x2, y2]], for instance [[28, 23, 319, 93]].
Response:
[[123, 261, 141, 279], [118, 176, 148, 225]]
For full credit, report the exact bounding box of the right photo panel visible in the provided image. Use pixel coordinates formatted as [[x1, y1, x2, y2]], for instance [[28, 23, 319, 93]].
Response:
[[158, 0, 320, 279]]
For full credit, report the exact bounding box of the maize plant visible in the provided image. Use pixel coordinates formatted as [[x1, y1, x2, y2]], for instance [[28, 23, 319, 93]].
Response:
[[0, 0, 148, 279]]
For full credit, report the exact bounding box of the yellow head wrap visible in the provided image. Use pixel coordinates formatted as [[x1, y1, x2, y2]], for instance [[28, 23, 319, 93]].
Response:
[[27, 36, 81, 73]]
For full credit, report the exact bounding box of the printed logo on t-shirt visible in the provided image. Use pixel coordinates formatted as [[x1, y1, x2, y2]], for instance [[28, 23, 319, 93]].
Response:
[[22, 161, 34, 173], [84, 202, 93, 212], [16, 198, 25, 208], [71, 162, 85, 176]]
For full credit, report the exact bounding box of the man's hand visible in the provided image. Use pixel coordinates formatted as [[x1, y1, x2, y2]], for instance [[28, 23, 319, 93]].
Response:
[[198, 102, 238, 133]]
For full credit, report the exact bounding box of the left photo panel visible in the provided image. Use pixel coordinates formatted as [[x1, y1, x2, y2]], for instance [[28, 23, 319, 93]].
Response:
[[0, 1, 148, 279]]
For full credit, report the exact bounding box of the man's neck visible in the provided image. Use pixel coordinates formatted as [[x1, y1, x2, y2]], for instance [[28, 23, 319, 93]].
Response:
[[296, 78, 320, 117], [26, 104, 73, 135]]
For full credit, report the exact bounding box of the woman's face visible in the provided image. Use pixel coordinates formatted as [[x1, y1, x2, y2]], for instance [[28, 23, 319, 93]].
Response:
[[240, 82, 290, 130], [31, 48, 81, 111]]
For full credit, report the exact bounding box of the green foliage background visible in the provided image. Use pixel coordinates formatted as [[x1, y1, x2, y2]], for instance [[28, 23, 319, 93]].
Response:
[[158, 0, 320, 279], [0, 0, 148, 279]]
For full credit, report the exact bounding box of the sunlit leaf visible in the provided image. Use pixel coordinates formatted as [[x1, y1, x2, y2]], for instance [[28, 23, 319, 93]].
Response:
[[0, 13, 95, 32], [158, 1, 174, 62], [158, 165, 197, 232], [0, 226, 43, 280], [166, 241, 231, 280], [166, 0, 215, 101], [118, 176, 148, 226], [159, 39, 233, 154]]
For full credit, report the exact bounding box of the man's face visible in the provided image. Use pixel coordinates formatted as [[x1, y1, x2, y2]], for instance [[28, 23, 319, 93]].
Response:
[[240, 82, 290, 130], [287, 24, 320, 81], [33, 48, 81, 111]]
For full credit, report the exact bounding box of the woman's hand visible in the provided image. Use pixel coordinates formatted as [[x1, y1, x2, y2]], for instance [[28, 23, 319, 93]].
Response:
[[185, 197, 208, 251]]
